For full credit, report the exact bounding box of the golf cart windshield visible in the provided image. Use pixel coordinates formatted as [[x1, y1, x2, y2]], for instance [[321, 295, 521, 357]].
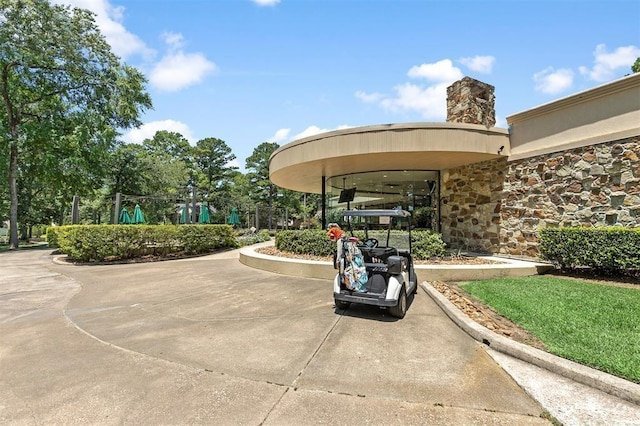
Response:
[[343, 209, 412, 253]]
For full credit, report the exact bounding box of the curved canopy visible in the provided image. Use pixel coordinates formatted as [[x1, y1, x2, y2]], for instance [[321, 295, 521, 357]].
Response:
[[269, 122, 510, 194]]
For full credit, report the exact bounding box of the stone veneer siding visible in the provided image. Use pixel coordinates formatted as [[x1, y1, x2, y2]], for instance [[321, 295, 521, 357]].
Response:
[[440, 136, 640, 257], [440, 158, 506, 253], [446, 77, 496, 128]]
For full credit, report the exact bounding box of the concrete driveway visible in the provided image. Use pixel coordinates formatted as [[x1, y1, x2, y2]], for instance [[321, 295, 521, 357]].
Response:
[[0, 247, 549, 425]]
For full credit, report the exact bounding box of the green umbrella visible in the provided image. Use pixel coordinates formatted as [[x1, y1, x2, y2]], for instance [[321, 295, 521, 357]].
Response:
[[227, 207, 240, 226], [199, 202, 210, 224], [119, 207, 132, 224], [179, 205, 188, 224], [132, 204, 145, 224]]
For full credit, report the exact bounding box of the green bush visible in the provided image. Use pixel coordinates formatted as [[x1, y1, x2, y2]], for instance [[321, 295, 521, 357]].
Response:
[[276, 229, 335, 256], [539, 227, 640, 272], [56, 224, 238, 262], [178, 225, 238, 254], [275, 229, 447, 260], [46, 225, 74, 248], [411, 230, 447, 259]]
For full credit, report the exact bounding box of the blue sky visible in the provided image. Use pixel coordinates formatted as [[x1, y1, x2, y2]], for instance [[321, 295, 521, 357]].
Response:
[[55, 0, 640, 171]]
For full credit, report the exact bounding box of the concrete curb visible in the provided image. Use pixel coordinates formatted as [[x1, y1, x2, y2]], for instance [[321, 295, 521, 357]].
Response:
[[239, 243, 554, 282], [421, 282, 640, 406], [239, 245, 336, 280]]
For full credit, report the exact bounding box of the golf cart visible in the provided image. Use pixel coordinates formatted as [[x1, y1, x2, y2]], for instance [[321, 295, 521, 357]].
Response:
[[333, 209, 418, 318]]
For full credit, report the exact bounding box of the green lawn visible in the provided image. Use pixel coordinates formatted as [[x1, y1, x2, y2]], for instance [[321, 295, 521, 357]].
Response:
[[459, 276, 640, 383], [0, 241, 48, 253]]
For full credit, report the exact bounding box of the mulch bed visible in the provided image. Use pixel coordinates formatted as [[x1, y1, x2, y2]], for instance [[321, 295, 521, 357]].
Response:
[[430, 281, 547, 350], [255, 246, 502, 265]]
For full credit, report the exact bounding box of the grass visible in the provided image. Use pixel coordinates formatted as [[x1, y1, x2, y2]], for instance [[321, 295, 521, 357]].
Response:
[[459, 276, 640, 384], [0, 241, 48, 253]]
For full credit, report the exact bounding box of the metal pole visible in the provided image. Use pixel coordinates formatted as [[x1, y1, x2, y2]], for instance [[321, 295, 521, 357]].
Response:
[[114, 193, 121, 224], [185, 198, 191, 224], [71, 195, 80, 224], [255, 204, 259, 229], [321, 176, 326, 230], [192, 187, 198, 224], [303, 193, 307, 228]]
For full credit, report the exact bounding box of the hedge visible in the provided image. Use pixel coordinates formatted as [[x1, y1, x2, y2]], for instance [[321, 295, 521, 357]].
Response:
[[539, 227, 640, 272], [276, 230, 336, 257], [47, 225, 74, 248], [275, 229, 446, 260], [411, 230, 447, 259], [51, 224, 238, 262]]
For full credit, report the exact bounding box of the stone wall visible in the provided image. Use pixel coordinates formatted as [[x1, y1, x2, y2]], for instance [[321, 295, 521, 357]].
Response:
[[440, 158, 506, 253], [440, 137, 640, 257], [500, 137, 640, 257]]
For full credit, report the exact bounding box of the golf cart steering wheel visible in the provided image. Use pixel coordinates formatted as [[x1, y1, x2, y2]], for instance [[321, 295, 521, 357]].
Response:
[[363, 238, 378, 248]]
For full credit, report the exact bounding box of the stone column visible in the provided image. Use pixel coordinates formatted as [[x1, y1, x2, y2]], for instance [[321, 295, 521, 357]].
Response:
[[446, 77, 496, 128]]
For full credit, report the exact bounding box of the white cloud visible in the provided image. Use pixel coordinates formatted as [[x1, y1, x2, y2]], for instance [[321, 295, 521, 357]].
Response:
[[150, 49, 216, 92], [52, 0, 153, 60], [407, 59, 464, 82], [355, 91, 384, 103], [357, 59, 465, 120], [380, 82, 448, 119], [162, 31, 185, 51], [579, 44, 640, 82], [269, 128, 291, 143], [533, 67, 574, 95], [292, 125, 351, 141], [252, 0, 281, 5], [55, 1, 216, 93], [459, 55, 495, 73], [122, 120, 197, 144]]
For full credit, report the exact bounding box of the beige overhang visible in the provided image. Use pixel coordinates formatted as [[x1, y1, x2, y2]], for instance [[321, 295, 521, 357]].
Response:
[[269, 122, 510, 194], [507, 73, 640, 161]]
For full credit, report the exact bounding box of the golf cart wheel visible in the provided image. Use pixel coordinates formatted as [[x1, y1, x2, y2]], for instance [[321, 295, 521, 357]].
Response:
[[389, 285, 407, 319], [335, 299, 350, 310]]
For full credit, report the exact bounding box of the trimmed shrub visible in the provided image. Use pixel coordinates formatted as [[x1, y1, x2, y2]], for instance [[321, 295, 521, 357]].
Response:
[[411, 230, 447, 259], [46, 225, 74, 248], [56, 224, 238, 262], [275, 228, 447, 260], [178, 225, 238, 254], [276, 229, 335, 256], [539, 227, 640, 272]]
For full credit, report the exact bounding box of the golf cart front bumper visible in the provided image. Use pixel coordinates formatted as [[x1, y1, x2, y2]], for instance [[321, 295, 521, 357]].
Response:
[[334, 291, 397, 307]]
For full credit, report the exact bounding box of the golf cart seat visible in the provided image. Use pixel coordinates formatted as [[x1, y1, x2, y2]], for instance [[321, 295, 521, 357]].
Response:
[[359, 246, 398, 263], [359, 245, 406, 277]]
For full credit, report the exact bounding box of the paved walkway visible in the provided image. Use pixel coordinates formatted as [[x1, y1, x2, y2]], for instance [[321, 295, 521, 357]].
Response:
[[1, 247, 550, 425]]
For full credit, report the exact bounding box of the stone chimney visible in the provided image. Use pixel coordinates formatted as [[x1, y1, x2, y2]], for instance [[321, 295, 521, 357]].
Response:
[[446, 77, 496, 128]]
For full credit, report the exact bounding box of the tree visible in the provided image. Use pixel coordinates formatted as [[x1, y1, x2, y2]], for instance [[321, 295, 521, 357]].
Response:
[[108, 143, 150, 196], [0, 0, 152, 248], [246, 142, 279, 230], [143, 130, 192, 161], [193, 137, 237, 209], [143, 130, 195, 188], [632, 58, 640, 74], [227, 171, 254, 227], [103, 139, 192, 224]]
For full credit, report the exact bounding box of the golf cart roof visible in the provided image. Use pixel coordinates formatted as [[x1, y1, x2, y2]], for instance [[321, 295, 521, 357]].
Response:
[[343, 209, 411, 218]]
